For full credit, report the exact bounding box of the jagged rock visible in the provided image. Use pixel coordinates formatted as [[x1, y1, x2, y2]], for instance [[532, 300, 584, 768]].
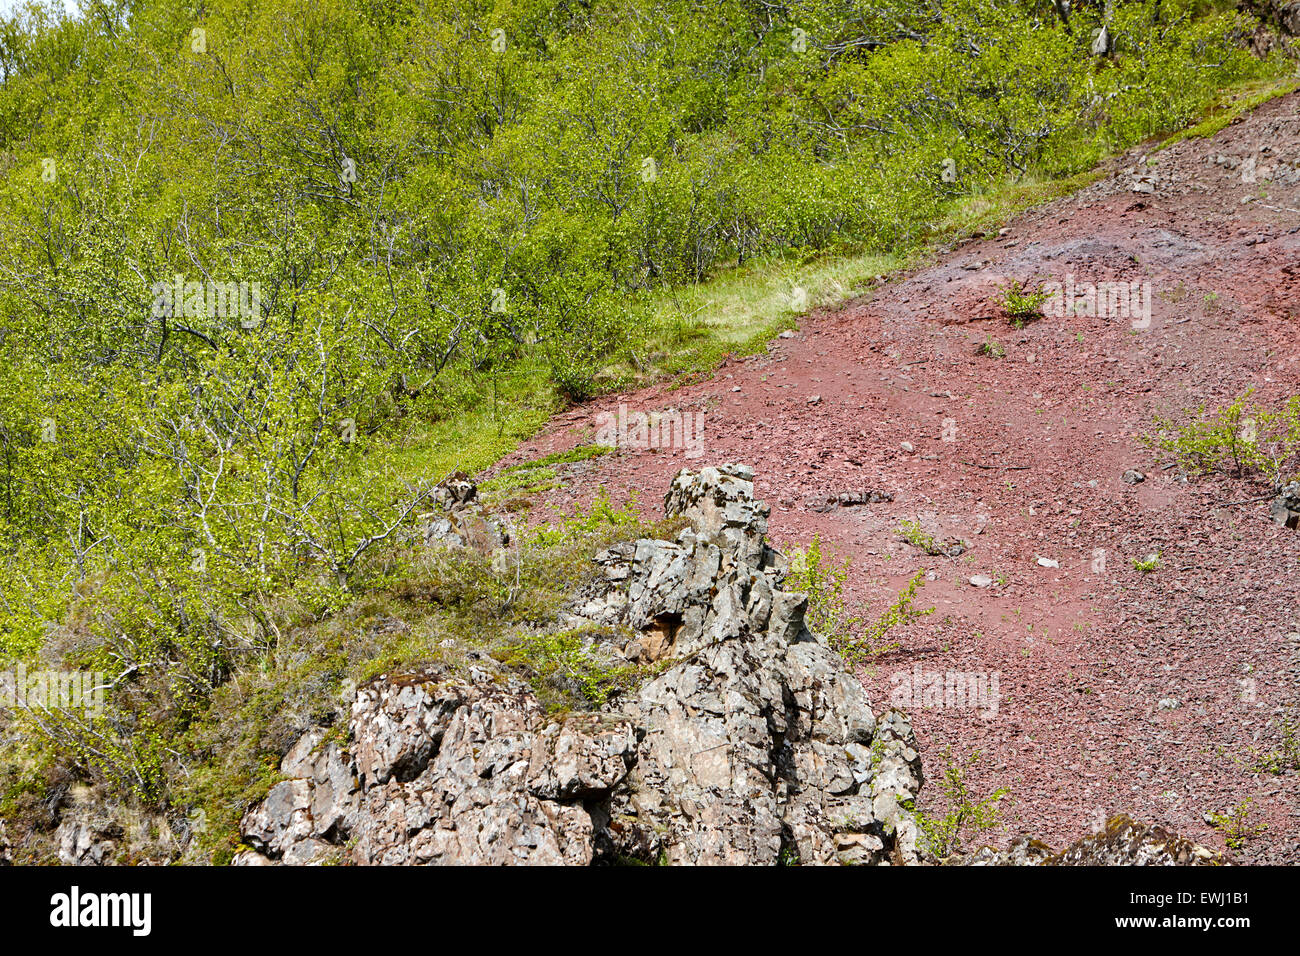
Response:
[[237, 463, 923, 865], [54, 808, 121, 866], [420, 474, 509, 552], [961, 815, 1227, 866], [236, 663, 637, 866], [1047, 814, 1228, 865]]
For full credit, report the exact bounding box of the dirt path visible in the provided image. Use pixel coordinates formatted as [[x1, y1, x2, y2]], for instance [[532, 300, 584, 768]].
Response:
[[492, 93, 1300, 862]]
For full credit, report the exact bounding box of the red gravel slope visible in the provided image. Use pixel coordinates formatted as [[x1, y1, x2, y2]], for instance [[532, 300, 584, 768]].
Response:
[[491, 92, 1300, 863]]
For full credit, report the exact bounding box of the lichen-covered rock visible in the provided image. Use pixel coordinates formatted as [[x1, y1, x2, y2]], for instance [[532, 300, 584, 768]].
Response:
[[963, 836, 1056, 866], [572, 464, 921, 865], [962, 815, 1227, 866], [55, 805, 121, 866], [1045, 814, 1228, 866], [235, 663, 637, 866], [420, 473, 509, 552], [1271, 480, 1300, 529]]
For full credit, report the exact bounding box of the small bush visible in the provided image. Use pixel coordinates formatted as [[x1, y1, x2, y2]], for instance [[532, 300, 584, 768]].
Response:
[[1150, 391, 1300, 486], [1207, 798, 1267, 851], [999, 280, 1049, 328], [916, 747, 1010, 860], [787, 539, 933, 668]]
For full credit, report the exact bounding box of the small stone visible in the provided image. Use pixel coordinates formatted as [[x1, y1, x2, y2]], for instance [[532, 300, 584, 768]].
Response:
[[900, 441, 915, 453], [1122, 469, 1145, 484], [807, 394, 822, 405], [1036, 557, 1059, 569], [1158, 698, 1181, 711], [969, 574, 994, 588]]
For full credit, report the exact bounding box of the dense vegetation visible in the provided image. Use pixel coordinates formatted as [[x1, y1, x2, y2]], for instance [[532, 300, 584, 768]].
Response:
[[0, 0, 1287, 859]]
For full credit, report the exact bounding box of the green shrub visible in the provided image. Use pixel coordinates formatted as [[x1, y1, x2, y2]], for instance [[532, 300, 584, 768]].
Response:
[[916, 747, 1010, 860], [1150, 391, 1300, 485]]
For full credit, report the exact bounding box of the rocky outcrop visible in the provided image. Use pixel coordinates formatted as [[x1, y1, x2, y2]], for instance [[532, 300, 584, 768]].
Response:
[[964, 815, 1228, 866], [419, 471, 509, 552], [233, 465, 1227, 866], [237, 671, 636, 865], [235, 464, 925, 865]]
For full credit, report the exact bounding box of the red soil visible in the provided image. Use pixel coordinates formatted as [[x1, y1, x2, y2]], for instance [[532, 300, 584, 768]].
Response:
[[492, 92, 1300, 863]]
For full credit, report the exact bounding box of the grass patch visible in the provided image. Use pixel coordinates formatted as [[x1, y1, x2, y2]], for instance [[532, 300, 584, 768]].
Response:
[[1157, 77, 1300, 150]]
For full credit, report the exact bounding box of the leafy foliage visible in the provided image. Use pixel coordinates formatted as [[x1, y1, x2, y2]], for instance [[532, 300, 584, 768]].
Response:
[[786, 538, 933, 667], [1150, 390, 1300, 486], [916, 746, 1010, 860], [999, 279, 1049, 327]]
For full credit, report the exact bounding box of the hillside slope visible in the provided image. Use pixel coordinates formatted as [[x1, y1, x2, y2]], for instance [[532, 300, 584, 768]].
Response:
[[493, 89, 1300, 863]]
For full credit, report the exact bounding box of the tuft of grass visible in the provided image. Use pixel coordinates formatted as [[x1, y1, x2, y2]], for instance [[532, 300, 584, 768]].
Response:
[[479, 444, 613, 497], [896, 519, 964, 558], [495, 626, 661, 712], [1132, 551, 1161, 574]]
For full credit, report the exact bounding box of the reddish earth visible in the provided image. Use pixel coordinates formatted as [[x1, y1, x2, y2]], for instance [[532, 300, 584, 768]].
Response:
[[492, 92, 1300, 863]]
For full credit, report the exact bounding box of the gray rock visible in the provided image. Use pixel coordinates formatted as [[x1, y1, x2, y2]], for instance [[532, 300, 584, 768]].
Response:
[[238, 464, 923, 866], [420, 474, 509, 552], [1271, 481, 1300, 529]]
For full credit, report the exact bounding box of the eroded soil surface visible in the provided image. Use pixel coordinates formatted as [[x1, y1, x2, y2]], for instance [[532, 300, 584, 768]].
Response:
[[492, 92, 1300, 863]]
